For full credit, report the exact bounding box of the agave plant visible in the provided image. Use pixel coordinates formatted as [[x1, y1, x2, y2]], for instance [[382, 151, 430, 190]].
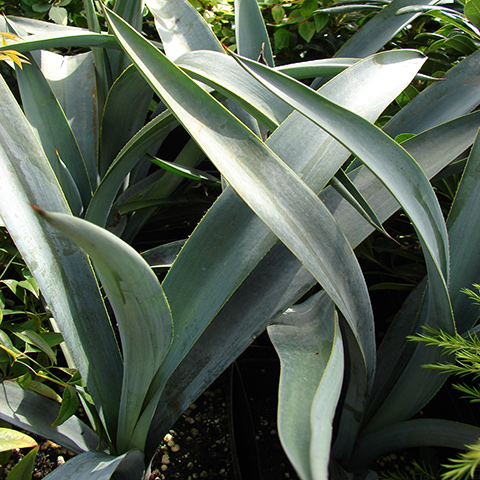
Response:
[[1, 0, 480, 478]]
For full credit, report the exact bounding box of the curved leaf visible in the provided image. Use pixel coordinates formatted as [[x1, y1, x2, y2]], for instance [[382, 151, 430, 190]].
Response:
[[11, 47, 92, 208], [43, 449, 144, 480], [38, 50, 99, 190], [350, 419, 480, 470], [99, 64, 154, 177], [85, 110, 178, 228], [448, 129, 480, 333], [0, 30, 118, 54], [0, 428, 37, 452], [268, 292, 344, 480], [176, 50, 292, 130], [32, 208, 173, 452], [335, 0, 442, 58], [385, 48, 480, 137], [0, 74, 123, 439], [6, 446, 38, 480], [105, 6, 374, 387]]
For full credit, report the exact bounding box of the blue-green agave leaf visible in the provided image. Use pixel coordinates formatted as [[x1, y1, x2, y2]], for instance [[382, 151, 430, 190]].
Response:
[[145, 0, 223, 60], [32, 208, 173, 453], [42, 450, 144, 480], [234, 0, 274, 66], [0, 380, 101, 454], [0, 73, 122, 440], [104, 6, 374, 391], [350, 419, 480, 470], [268, 292, 344, 480]]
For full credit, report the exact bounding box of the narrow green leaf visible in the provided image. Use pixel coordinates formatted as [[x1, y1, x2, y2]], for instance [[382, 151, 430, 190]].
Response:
[[0, 428, 37, 452], [234, 0, 274, 66], [268, 292, 344, 480], [6, 445, 38, 480], [329, 169, 391, 239], [32, 208, 173, 452], [148, 154, 220, 185], [52, 386, 80, 427]]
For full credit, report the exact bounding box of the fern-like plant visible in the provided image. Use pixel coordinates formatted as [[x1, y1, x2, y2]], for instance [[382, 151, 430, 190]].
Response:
[[410, 284, 480, 480]]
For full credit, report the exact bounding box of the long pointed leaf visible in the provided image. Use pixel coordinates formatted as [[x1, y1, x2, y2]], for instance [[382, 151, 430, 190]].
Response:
[[85, 110, 178, 228], [104, 6, 375, 385], [12, 49, 92, 208], [0, 74, 122, 439], [43, 450, 144, 480], [176, 50, 292, 130], [350, 419, 480, 470], [37, 50, 99, 190], [448, 129, 480, 333], [32, 208, 173, 452]]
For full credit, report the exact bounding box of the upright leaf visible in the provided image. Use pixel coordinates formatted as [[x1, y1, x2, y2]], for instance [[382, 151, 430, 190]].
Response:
[[33, 208, 173, 453], [10, 46, 92, 208], [104, 6, 374, 392], [234, 0, 274, 66], [0, 74, 122, 439], [145, 0, 223, 60], [447, 129, 480, 333], [268, 292, 344, 480]]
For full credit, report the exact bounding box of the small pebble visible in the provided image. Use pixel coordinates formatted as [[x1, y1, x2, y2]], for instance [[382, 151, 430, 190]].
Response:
[[57, 456, 65, 466]]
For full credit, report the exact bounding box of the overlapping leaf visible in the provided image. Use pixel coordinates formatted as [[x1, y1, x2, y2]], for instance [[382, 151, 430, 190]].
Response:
[[104, 7, 375, 393], [32, 208, 173, 452], [0, 74, 122, 439]]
